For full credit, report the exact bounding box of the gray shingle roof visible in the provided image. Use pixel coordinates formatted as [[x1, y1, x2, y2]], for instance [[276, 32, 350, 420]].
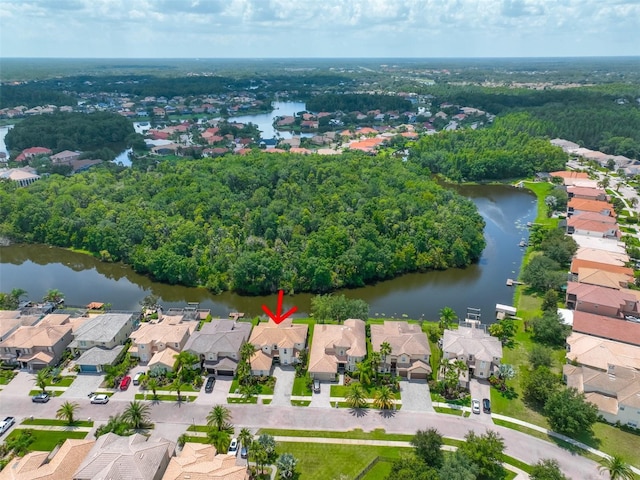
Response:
[[76, 345, 125, 367], [72, 313, 135, 343]]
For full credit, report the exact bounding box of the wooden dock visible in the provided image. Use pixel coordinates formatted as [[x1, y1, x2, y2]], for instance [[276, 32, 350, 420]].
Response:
[[506, 279, 524, 286]]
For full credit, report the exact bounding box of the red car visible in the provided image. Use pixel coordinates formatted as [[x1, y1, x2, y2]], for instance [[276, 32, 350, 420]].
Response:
[[120, 376, 131, 390]]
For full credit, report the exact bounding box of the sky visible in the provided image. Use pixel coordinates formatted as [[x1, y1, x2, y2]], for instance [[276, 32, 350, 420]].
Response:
[[1, 0, 639, 58]]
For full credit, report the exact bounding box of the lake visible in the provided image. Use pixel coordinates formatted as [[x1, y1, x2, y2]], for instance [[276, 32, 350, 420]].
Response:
[[228, 101, 313, 140], [0, 184, 536, 322]]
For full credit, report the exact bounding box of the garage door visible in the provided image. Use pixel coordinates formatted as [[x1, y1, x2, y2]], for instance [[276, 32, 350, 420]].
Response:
[[217, 370, 234, 376], [410, 372, 428, 380], [80, 365, 98, 373]]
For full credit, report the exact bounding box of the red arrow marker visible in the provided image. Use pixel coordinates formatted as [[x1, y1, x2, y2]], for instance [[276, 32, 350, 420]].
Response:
[[262, 290, 297, 325]]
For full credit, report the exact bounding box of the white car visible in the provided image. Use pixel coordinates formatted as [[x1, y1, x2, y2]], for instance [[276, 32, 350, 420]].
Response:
[[90, 394, 110, 404], [0, 417, 15, 435], [228, 438, 238, 456], [471, 399, 481, 415]]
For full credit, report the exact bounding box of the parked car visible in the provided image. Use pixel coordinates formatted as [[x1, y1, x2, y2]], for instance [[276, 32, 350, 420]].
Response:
[[482, 398, 491, 413], [0, 417, 15, 435], [471, 399, 480, 414], [228, 438, 238, 456], [91, 394, 110, 404], [32, 393, 50, 403], [313, 379, 321, 393], [240, 445, 248, 459], [133, 372, 144, 386], [205, 376, 216, 393], [120, 376, 131, 390]]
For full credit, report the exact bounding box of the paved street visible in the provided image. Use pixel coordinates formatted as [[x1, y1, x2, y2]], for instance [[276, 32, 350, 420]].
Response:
[[0, 391, 604, 479]]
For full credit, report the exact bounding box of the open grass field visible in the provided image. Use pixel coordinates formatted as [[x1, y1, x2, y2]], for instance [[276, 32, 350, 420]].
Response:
[[4, 429, 88, 452]]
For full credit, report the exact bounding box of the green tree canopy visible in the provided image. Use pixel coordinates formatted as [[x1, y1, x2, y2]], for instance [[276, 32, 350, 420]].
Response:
[[411, 428, 444, 468], [544, 387, 599, 437], [458, 430, 506, 480], [530, 459, 569, 480], [311, 294, 369, 322]]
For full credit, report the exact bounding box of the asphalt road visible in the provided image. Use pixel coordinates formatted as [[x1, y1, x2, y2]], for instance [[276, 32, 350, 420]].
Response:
[[0, 394, 603, 479]]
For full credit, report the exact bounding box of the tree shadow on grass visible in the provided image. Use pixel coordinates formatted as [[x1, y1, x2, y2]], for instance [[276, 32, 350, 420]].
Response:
[[349, 407, 368, 418]]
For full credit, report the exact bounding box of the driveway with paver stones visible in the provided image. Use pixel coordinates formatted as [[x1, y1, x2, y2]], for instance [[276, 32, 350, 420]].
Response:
[[399, 378, 433, 412], [469, 378, 493, 424], [60, 374, 104, 399], [308, 379, 331, 408]]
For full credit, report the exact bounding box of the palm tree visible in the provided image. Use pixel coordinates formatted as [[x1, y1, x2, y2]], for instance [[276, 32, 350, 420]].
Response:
[[598, 455, 635, 480], [122, 400, 151, 431], [497, 363, 516, 381], [346, 383, 367, 409], [238, 427, 254, 461], [103, 365, 120, 389], [95, 414, 131, 437], [438, 306, 457, 332], [354, 360, 373, 386], [10, 288, 27, 303], [239, 342, 256, 385], [170, 378, 190, 402], [369, 352, 381, 379], [56, 401, 79, 425], [373, 386, 395, 410], [147, 377, 159, 399], [207, 404, 233, 432], [206, 428, 232, 453], [276, 452, 298, 479], [43, 289, 64, 303], [34, 368, 50, 393], [380, 342, 392, 371]]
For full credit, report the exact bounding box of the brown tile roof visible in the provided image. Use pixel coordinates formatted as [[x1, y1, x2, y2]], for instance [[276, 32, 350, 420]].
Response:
[[249, 319, 308, 350], [250, 350, 273, 372], [308, 319, 367, 376], [572, 311, 640, 346], [550, 170, 589, 179], [567, 186, 607, 198], [574, 248, 628, 265], [571, 258, 633, 278], [567, 281, 636, 310], [577, 268, 629, 289], [0, 324, 71, 349], [162, 443, 248, 480], [568, 198, 615, 216], [568, 217, 618, 233], [566, 332, 640, 371], [370, 321, 430, 357]]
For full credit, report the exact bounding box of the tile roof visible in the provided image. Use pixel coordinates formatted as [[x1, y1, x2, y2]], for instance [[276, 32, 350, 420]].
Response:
[[577, 268, 629, 289], [74, 433, 174, 480], [572, 311, 640, 347], [0, 438, 95, 480], [567, 186, 607, 198], [0, 324, 71, 349], [149, 347, 179, 370], [574, 248, 629, 265], [568, 198, 615, 216], [566, 332, 640, 371], [568, 217, 618, 233], [571, 258, 633, 278], [129, 319, 194, 347], [550, 170, 589, 179], [571, 236, 626, 253], [249, 319, 308, 350], [370, 321, 430, 357], [308, 319, 366, 375], [250, 350, 273, 372], [442, 325, 502, 362], [162, 443, 247, 480], [567, 281, 636, 310], [183, 320, 251, 355]]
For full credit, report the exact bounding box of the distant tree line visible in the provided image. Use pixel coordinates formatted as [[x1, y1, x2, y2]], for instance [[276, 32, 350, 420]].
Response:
[[0, 152, 486, 295], [0, 85, 76, 109], [306, 93, 412, 113], [5, 112, 134, 154]]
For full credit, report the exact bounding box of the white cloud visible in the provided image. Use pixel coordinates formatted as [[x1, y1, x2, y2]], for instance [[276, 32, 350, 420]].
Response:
[[0, 0, 638, 57]]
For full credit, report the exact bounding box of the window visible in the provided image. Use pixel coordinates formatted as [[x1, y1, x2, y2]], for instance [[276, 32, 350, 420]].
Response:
[[283, 349, 287, 354], [620, 406, 625, 411], [175, 343, 179, 348]]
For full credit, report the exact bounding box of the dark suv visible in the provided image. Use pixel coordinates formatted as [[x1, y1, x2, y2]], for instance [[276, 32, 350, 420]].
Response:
[[482, 398, 491, 413], [205, 376, 216, 393]]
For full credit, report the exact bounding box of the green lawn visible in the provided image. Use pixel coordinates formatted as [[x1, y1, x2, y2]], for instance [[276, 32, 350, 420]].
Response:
[[134, 393, 195, 402], [361, 459, 393, 480], [291, 400, 311, 406], [430, 392, 471, 407], [275, 442, 404, 480], [44, 376, 75, 387], [262, 399, 272, 405], [259, 428, 413, 442], [330, 383, 401, 399], [21, 418, 94, 427], [434, 406, 467, 417], [227, 396, 258, 404], [292, 376, 312, 396], [28, 389, 63, 397], [155, 384, 199, 392], [228, 378, 275, 395], [4, 429, 88, 452]]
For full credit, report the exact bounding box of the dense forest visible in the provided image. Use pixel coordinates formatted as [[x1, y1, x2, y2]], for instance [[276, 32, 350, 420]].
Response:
[[0, 84, 77, 109], [0, 153, 486, 295], [409, 113, 567, 181], [5, 112, 135, 154], [306, 94, 412, 113]]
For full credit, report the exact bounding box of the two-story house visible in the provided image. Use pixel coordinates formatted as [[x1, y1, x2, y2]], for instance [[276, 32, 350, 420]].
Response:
[[0, 315, 74, 371], [442, 323, 503, 385], [183, 320, 252, 376], [129, 316, 196, 363], [68, 313, 137, 354], [249, 319, 308, 376], [370, 321, 431, 380], [566, 281, 638, 317], [308, 319, 366, 381]]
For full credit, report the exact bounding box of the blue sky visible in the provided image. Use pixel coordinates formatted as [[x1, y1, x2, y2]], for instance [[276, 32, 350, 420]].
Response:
[[1, 0, 639, 58]]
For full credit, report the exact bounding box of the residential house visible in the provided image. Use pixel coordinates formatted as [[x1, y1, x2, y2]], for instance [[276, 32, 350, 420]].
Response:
[[370, 321, 431, 379], [549, 170, 590, 186], [574, 247, 629, 266], [129, 316, 196, 363], [567, 215, 619, 238], [566, 282, 638, 317], [162, 443, 248, 480], [568, 198, 615, 217], [442, 324, 502, 382], [566, 333, 640, 372], [147, 347, 180, 376], [249, 319, 308, 375], [75, 345, 126, 373], [571, 235, 627, 254], [308, 319, 366, 381], [0, 438, 95, 480], [577, 268, 630, 290], [50, 150, 81, 164], [68, 313, 137, 353], [563, 363, 640, 427], [0, 310, 40, 341], [73, 433, 174, 480], [0, 315, 73, 371], [0, 167, 41, 187], [183, 320, 252, 376], [567, 186, 608, 201], [570, 259, 634, 282], [571, 311, 640, 347]]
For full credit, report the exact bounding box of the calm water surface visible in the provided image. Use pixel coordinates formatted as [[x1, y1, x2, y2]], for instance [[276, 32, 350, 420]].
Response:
[[0, 185, 536, 322]]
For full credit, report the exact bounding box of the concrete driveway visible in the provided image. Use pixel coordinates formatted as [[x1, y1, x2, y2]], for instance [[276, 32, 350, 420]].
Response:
[[270, 366, 295, 406], [469, 378, 493, 423], [0, 371, 36, 398], [193, 376, 232, 407], [400, 379, 434, 412], [309, 379, 331, 408], [61, 374, 104, 399]]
